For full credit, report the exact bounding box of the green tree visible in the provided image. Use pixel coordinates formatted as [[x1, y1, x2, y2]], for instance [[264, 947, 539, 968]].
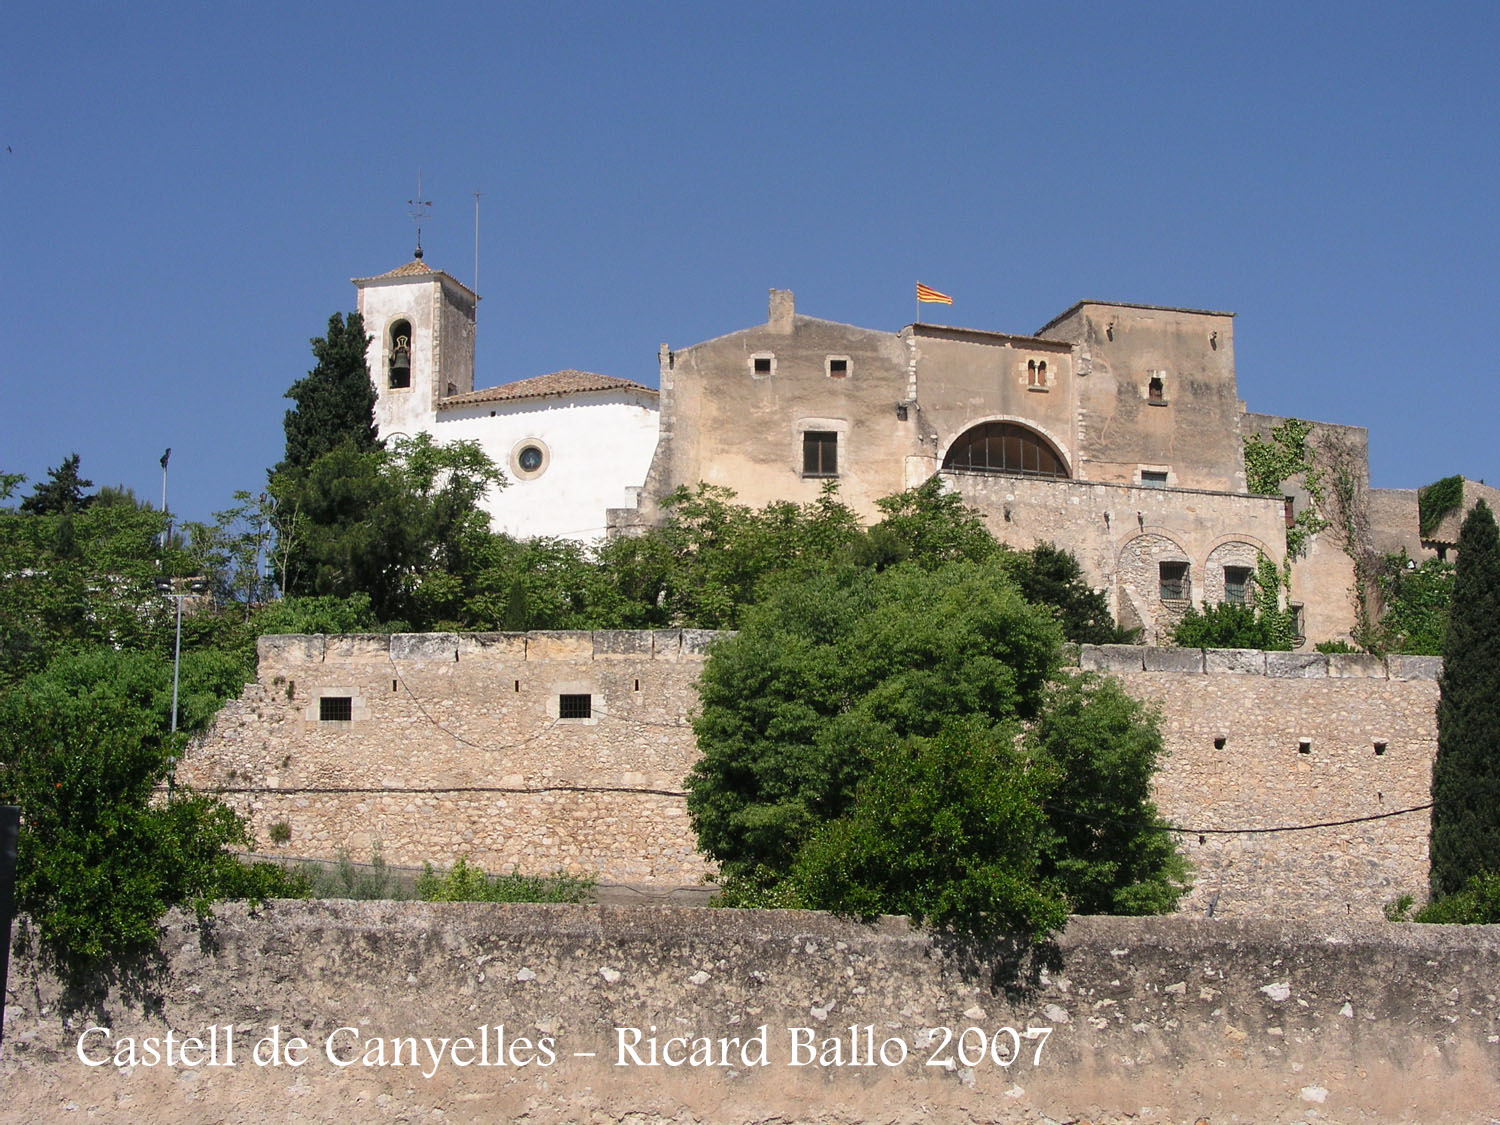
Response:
[[861, 476, 996, 567], [0, 649, 263, 964], [276, 312, 380, 475], [20, 453, 95, 515], [1429, 500, 1500, 897], [1001, 542, 1132, 644], [685, 560, 1184, 938], [790, 720, 1070, 941]]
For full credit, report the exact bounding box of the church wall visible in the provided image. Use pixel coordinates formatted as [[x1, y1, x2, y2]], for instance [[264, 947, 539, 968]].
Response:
[[1039, 303, 1244, 492], [437, 391, 659, 541], [185, 633, 1441, 920], [435, 278, 476, 399]]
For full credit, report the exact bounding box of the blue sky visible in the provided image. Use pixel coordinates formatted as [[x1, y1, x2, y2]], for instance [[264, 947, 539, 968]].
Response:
[[5, 2, 1497, 523]]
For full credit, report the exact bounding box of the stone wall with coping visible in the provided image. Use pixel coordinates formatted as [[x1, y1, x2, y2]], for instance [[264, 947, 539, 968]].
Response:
[[185, 633, 1441, 919], [4, 903, 1496, 1123]]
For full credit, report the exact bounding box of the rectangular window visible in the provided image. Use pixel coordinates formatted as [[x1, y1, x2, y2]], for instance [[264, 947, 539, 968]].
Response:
[[1159, 561, 1190, 602], [827, 356, 849, 378], [1141, 470, 1169, 488], [558, 693, 592, 720], [1223, 566, 1252, 605], [802, 431, 838, 477], [319, 696, 353, 722], [1284, 496, 1296, 528], [752, 355, 773, 376]]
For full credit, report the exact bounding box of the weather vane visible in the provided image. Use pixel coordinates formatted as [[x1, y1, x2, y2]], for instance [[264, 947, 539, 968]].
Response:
[[408, 172, 432, 259]]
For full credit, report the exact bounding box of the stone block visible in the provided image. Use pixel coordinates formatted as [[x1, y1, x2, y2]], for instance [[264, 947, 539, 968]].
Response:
[[391, 633, 459, 662], [324, 634, 394, 661], [651, 630, 683, 659], [257, 633, 325, 665], [1204, 648, 1266, 674], [1387, 654, 1443, 681], [680, 629, 721, 656], [459, 632, 526, 660], [524, 631, 592, 660], [1144, 647, 1204, 673], [1082, 644, 1145, 673], [1327, 653, 1387, 679], [593, 630, 653, 658], [1266, 652, 1328, 678]]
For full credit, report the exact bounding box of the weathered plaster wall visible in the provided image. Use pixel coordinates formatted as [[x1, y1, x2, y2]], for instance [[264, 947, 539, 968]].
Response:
[[186, 634, 1441, 921], [4, 903, 1497, 1124], [358, 269, 477, 439], [637, 293, 915, 523], [1038, 302, 1244, 492]]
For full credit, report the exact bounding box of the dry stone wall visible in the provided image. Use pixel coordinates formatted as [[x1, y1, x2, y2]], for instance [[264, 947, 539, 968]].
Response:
[[185, 633, 1442, 918]]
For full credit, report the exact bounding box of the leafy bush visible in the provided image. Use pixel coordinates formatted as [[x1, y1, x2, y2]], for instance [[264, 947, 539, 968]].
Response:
[[1171, 602, 1293, 651], [1417, 475, 1463, 539], [416, 857, 594, 903], [1414, 872, 1500, 924]]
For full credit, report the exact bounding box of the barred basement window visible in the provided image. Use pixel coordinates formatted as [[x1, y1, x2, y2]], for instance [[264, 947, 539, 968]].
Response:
[[319, 696, 353, 722], [1223, 566, 1252, 605], [1159, 561, 1190, 602], [1141, 470, 1168, 488], [558, 693, 592, 720]]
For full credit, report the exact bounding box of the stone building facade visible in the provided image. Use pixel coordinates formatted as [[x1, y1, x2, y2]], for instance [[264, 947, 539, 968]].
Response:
[[185, 632, 1441, 920], [351, 255, 1483, 646]]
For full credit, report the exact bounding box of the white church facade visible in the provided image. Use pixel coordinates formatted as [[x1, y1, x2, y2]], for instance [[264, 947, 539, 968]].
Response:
[[353, 257, 659, 541]]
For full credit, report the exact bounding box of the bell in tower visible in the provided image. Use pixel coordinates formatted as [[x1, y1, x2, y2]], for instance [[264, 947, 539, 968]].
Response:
[[388, 321, 412, 389]]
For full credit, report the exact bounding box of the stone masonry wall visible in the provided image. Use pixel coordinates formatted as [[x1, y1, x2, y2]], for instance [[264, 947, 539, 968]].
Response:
[[185, 633, 1441, 919], [182, 630, 717, 885], [4, 902, 1497, 1124]]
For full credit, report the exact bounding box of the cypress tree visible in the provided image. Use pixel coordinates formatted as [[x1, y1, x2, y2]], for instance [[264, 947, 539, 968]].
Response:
[[276, 312, 380, 475], [1430, 499, 1500, 897]]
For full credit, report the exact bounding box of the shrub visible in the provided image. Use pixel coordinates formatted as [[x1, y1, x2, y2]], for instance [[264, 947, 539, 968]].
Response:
[[416, 857, 594, 904], [1414, 872, 1500, 924]]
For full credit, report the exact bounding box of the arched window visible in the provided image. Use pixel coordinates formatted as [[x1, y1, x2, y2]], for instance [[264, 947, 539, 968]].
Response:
[[942, 422, 1069, 478], [388, 320, 412, 389]]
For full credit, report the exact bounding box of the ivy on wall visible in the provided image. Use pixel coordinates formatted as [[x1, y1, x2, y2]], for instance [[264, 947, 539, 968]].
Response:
[[1243, 418, 1328, 559], [1418, 475, 1464, 539]]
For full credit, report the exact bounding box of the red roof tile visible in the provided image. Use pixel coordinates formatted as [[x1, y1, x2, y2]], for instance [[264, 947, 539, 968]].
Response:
[[439, 370, 658, 408]]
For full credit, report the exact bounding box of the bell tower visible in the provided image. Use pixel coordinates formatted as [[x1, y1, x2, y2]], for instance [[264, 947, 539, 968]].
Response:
[[352, 254, 477, 442]]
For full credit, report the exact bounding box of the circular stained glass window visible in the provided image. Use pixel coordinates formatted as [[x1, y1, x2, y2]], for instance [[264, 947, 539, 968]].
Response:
[[518, 445, 544, 473]]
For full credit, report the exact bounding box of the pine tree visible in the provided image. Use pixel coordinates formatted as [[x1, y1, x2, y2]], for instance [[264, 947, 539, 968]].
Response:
[[1429, 499, 1500, 897], [276, 312, 380, 475], [20, 453, 94, 515]]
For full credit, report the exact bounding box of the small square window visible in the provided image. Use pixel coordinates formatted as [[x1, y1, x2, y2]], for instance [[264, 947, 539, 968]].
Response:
[[1141, 470, 1169, 488], [802, 431, 838, 477], [558, 693, 592, 720], [319, 696, 352, 722], [1159, 561, 1189, 602], [827, 356, 849, 378], [1223, 566, 1252, 605], [752, 355, 773, 376], [1148, 375, 1165, 402]]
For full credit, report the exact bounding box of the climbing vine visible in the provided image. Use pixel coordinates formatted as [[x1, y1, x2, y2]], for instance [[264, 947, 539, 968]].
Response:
[[1243, 418, 1328, 559], [1417, 475, 1464, 539]]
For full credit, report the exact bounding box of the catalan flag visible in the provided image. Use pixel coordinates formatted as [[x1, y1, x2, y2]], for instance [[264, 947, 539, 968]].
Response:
[[916, 283, 953, 305]]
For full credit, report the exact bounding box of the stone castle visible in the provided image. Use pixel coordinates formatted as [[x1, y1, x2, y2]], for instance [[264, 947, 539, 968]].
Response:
[[353, 255, 1494, 646], [187, 259, 1495, 919]]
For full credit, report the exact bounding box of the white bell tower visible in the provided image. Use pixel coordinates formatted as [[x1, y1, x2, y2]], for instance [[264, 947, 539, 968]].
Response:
[[353, 252, 477, 442]]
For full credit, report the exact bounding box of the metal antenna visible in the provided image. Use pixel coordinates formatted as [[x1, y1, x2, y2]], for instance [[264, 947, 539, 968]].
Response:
[[408, 171, 432, 259]]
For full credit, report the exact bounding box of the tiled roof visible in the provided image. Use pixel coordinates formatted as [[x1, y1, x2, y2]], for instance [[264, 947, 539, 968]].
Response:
[[439, 370, 658, 408], [352, 259, 475, 294]]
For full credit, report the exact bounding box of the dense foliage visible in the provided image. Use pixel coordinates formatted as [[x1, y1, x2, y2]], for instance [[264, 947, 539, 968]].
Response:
[[687, 561, 1187, 940], [275, 312, 381, 475], [1170, 556, 1295, 651], [1242, 418, 1328, 558], [1370, 554, 1454, 655], [1414, 871, 1500, 924], [1417, 475, 1464, 539], [1429, 500, 1500, 898]]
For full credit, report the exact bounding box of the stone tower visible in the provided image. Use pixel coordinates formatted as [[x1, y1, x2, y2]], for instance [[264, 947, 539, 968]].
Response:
[[352, 257, 477, 441]]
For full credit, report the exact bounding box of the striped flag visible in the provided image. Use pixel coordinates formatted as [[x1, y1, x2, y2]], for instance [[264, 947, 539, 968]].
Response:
[[916, 283, 953, 305]]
